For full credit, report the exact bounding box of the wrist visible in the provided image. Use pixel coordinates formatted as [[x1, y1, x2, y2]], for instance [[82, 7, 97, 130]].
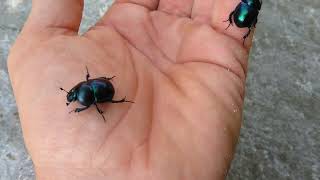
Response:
[[35, 166, 106, 180]]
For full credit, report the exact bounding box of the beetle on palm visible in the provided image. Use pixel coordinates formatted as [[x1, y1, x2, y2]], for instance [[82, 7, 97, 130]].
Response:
[[224, 0, 262, 44], [60, 67, 133, 122]]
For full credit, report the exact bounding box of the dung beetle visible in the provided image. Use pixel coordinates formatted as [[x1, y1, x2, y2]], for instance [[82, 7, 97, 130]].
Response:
[[60, 67, 133, 122], [224, 0, 262, 44]]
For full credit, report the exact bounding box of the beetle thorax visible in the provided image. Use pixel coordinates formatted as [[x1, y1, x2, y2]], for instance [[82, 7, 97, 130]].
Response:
[[77, 84, 95, 106], [67, 90, 77, 102]]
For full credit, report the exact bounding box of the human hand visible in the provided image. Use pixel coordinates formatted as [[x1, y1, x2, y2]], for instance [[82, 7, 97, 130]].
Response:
[[8, 0, 254, 179]]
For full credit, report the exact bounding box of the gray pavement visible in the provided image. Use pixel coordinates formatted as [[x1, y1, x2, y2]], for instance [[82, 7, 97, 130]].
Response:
[[0, 0, 319, 179]]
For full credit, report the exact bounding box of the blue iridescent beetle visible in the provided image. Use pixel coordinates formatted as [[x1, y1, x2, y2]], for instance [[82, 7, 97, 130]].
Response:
[[60, 67, 133, 122], [224, 0, 262, 44]]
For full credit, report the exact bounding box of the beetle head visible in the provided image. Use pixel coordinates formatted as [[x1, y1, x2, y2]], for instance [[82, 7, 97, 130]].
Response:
[[66, 90, 77, 104], [60, 87, 77, 106]]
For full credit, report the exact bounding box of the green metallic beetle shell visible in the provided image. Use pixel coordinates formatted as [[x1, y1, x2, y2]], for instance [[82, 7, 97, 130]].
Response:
[[243, 0, 261, 10], [238, 5, 249, 22], [90, 79, 115, 103], [234, 2, 259, 28]]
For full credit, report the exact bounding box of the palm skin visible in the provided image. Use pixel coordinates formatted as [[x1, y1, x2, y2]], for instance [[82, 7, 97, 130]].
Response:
[[8, 1, 252, 180]]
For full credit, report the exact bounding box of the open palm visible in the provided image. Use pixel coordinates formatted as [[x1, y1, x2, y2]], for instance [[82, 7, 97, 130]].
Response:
[[8, 0, 253, 179]]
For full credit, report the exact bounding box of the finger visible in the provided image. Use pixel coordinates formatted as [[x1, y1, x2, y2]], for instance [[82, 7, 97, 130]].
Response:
[[191, 0, 214, 24], [158, 0, 194, 17], [115, 0, 159, 10], [98, 0, 159, 26], [25, 0, 84, 33], [192, 0, 260, 47]]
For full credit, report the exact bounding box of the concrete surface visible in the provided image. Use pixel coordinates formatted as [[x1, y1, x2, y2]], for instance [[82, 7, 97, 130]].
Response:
[[0, 0, 319, 179]]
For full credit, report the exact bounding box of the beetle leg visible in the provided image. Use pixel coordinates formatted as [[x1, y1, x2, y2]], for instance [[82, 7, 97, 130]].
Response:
[[224, 11, 234, 30], [253, 17, 258, 28], [111, 97, 134, 103], [86, 66, 90, 81], [94, 103, 106, 122], [243, 16, 257, 45], [242, 28, 252, 45], [69, 106, 90, 114], [98, 76, 116, 81], [107, 76, 116, 80]]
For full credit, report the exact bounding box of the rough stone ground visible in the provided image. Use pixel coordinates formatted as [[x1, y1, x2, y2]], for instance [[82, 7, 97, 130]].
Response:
[[0, 0, 319, 179]]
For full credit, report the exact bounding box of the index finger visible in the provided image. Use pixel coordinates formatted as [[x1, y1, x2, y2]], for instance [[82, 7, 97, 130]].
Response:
[[24, 0, 84, 35]]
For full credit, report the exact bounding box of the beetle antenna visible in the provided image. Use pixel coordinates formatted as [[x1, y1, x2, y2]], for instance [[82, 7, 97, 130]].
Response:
[[60, 87, 69, 93]]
